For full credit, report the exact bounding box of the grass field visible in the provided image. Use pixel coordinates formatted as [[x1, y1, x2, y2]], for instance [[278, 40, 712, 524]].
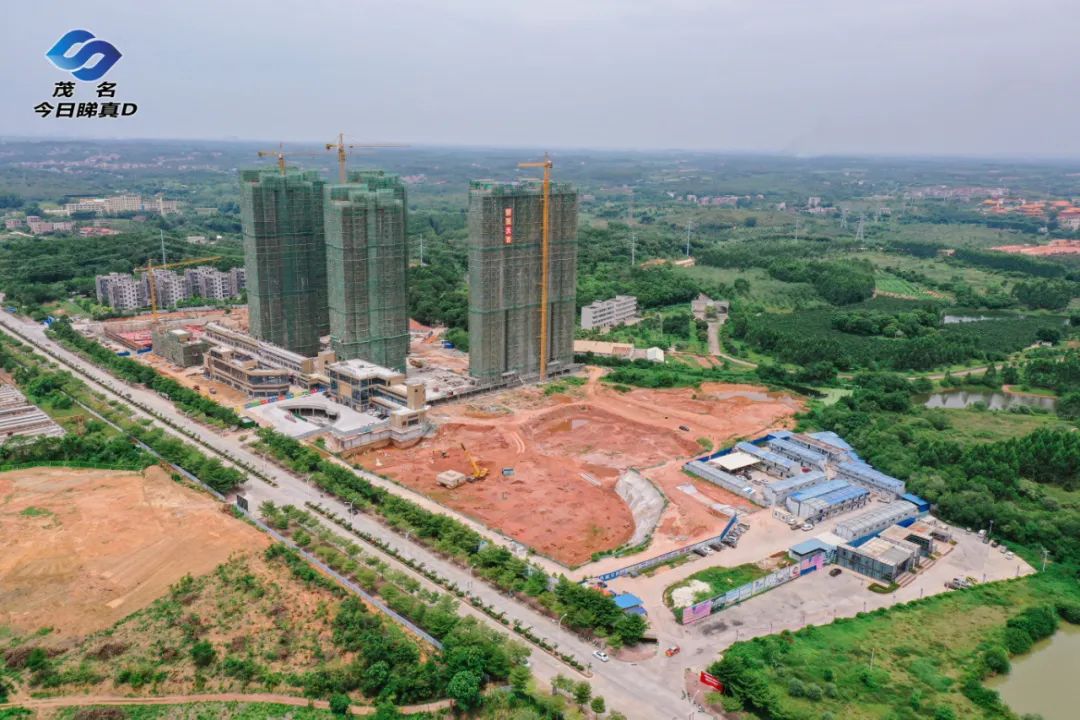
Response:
[[44, 703, 346, 720], [712, 568, 1080, 720], [936, 408, 1071, 445], [665, 563, 769, 608], [678, 266, 824, 310], [874, 270, 946, 300], [856, 250, 1010, 294]]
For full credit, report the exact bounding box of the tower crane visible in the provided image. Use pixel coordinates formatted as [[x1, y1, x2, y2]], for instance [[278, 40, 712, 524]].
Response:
[[518, 153, 553, 381], [256, 143, 321, 175], [136, 255, 221, 323], [324, 133, 407, 183]]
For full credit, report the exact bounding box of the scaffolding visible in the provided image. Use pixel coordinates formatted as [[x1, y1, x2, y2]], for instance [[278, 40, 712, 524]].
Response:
[[239, 169, 328, 357], [467, 180, 578, 383], [324, 170, 409, 371]]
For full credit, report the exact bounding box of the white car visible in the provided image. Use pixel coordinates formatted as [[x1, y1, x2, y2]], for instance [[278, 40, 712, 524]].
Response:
[[593, 650, 610, 663]]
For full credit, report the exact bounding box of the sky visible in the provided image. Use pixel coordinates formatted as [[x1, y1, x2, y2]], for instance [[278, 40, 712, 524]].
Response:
[[2, 0, 1079, 157]]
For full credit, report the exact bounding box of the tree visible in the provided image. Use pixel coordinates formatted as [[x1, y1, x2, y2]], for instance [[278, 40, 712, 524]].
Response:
[[573, 680, 592, 706], [191, 640, 216, 668], [329, 693, 352, 716], [446, 670, 482, 709], [509, 665, 530, 696], [590, 695, 607, 715]]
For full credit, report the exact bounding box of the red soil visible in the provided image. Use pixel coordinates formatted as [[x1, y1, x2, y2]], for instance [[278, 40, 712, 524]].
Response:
[[356, 370, 802, 566]]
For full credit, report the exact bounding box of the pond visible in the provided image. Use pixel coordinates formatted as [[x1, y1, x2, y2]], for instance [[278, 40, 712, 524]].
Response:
[[986, 623, 1080, 720], [921, 389, 1057, 412]]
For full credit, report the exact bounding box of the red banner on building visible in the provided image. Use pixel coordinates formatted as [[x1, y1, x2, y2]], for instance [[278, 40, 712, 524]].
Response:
[[503, 207, 513, 244], [699, 671, 724, 692]]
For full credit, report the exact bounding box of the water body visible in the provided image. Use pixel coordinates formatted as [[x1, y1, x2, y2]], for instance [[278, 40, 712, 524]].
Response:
[[921, 389, 1057, 412], [986, 623, 1080, 720], [943, 314, 1000, 324]]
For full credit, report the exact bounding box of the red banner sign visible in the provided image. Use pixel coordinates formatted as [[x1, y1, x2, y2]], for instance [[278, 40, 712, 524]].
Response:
[[503, 207, 513, 244], [699, 671, 724, 691]]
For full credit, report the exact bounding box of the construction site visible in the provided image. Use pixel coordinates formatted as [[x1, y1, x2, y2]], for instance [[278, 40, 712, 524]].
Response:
[[355, 370, 802, 566]]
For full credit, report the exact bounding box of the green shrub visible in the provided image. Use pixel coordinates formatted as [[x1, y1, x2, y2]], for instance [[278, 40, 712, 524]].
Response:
[[329, 693, 351, 716], [1056, 602, 1080, 624], [1003, 626, 1034, 655], [983, 646, 1010, 675], [191, 640, 216, 668]]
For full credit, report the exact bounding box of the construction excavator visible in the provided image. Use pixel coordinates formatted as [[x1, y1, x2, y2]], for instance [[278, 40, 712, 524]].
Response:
[[460, 442, 488, 482]]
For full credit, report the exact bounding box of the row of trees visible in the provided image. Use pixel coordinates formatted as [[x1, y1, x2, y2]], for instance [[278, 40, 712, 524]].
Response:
[[49, 319, 243, 427], [254, 429, 647, 645]]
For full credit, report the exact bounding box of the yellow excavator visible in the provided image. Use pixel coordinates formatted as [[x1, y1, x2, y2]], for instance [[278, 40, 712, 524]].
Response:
[[460, 442, 488, 482]]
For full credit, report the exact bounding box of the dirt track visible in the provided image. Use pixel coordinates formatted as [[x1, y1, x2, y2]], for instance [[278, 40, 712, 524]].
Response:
[[0, 692, 450, 716], [0, 466, 268, 637], [357, 369, 801, 565]]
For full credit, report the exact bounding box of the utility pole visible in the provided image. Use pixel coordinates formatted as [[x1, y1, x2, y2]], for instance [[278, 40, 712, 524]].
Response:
[[160, 229, 167, 266], [627, 195, 637, 266], [854, 214, 865, 243], [793, 215, 800, 241], [1042, 547, 1050, 572], [419, 235, 424, 266], [685, 219, 693, 257]]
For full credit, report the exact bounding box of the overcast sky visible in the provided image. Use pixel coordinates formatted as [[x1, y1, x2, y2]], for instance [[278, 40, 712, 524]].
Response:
[[3, 1, 1079, 157]]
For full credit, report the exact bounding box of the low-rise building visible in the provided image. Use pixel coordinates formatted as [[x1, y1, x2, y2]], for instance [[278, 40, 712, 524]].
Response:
[[836, 536, 920, 583], [837, 461, 906, 497], [203, 346, 290, 398], [325, 358, 427, 443], [690, 294, 730, 319], [202, 323, 334, 387], [152, 325, 209, 368], [0, 385, 65, 442], [580, 295, 638, 330]]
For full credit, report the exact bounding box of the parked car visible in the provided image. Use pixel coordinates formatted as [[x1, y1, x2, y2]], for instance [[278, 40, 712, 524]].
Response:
[[665, 646, 681, 657], [829, 568, 842, 577], [593, 650, 610, 663], [678, 425, 690, 432]]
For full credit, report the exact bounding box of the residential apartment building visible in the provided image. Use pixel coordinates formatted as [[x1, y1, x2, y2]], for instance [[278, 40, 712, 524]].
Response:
[[580, 295, 638, 330], [184, 266, 245, 301], [95, 272, 148, 311]]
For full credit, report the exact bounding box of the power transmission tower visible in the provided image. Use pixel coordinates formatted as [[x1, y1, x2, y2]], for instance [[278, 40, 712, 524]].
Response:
[[840, 207, 848, 231], [793, 215, 800, 241], [854, 213, 865, 243], [685, 219, 693, 257]]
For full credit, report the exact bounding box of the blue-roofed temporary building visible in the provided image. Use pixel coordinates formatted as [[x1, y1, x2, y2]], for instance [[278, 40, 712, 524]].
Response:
[[808, 430, 861, 462], [768, 437, 829, 469], [762, 470, 827, 505], [901, 492, 931, 514], [787, 481, 870, 520], [837, 461, 906, 497], [613, 593, 644, 611], [789, 537, 835, 560], [735, 441, 797, 477]]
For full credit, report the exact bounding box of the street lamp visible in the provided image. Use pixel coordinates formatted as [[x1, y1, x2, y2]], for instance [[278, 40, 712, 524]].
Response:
[[559, 612, 569, 629]]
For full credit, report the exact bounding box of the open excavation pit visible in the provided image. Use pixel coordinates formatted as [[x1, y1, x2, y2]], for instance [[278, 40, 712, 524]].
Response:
[[356, 371, 803, 567]]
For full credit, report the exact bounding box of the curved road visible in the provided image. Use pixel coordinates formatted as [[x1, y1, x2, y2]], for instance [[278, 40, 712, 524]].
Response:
[[0, 313, 696, 720]]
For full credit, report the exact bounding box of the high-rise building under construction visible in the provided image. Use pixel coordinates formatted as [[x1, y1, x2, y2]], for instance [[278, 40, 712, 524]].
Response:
[[324, 170, 409, 371], [467, 180, 578, 383], [239, 169, 328, 357]]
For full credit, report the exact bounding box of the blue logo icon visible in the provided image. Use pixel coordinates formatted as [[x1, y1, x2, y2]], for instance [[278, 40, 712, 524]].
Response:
[[45, 30, 122, 82]]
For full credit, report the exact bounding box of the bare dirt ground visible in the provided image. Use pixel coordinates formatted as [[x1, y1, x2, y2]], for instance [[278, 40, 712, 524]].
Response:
[[140, 352, 249, 409], [0, 466, 268, 637], [993, 239, 1080, 256], [356, 369, 802, 566]]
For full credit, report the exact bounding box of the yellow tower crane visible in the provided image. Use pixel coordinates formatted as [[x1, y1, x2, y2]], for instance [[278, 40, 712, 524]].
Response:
[[324, 133, 407, 183], [256, 143, 321, 175], [518, 153, 553, 381], [136, 255, 222, 323]]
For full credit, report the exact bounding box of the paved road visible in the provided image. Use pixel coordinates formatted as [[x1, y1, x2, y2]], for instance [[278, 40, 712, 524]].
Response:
[[706, 320, 756, 368], [0, 314, 699, 720]]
